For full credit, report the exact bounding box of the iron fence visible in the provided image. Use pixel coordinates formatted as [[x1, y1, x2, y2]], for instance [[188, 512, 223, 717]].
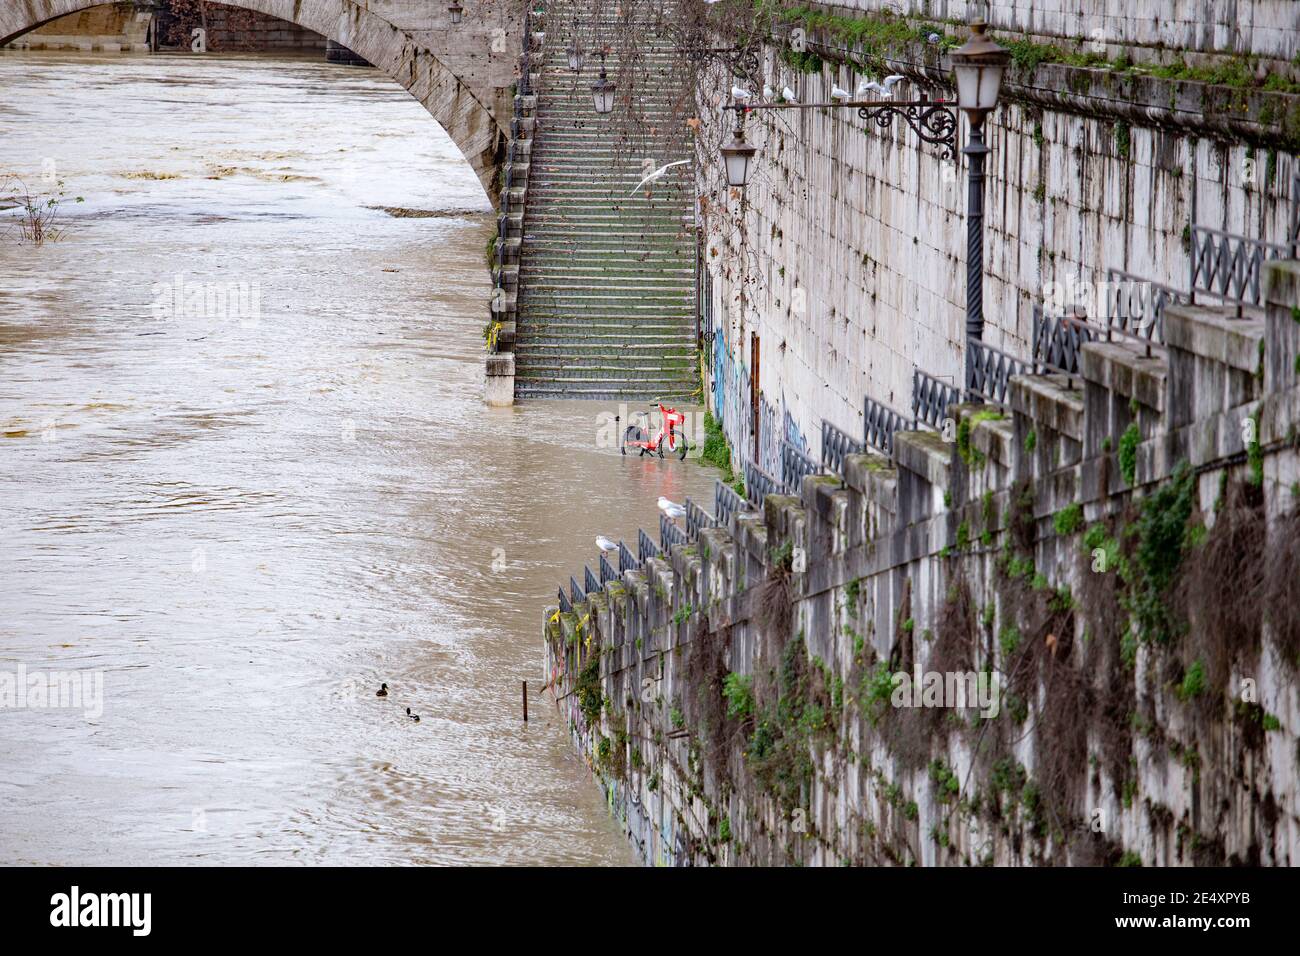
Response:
[[1190, 224, 1290, 312], [743, 459, 782, 505], [618, 540, 639, 574], [1102, 269, 1187, 346], [714, 478, 747, 529], [638, 528, 661, 563], [660, 513, 688, 553], [781, 439, 819, 492], [821, 419, 864, 475], [569, 575, 584, 606], [684, 497, 715, 540], [864, 394, 909, 455], [966, 336, 1029, 405], [1031, 304, 1093, 385], [599, 553, 617, 585], [912, 367, 962, 430], [584, 565, 599, 597], [557, 586, 572, 613]]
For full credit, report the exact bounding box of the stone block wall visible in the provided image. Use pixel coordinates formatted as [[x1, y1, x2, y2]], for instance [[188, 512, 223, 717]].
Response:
[[543, 261, 1300, 866], [697, 5, 1300, 477]]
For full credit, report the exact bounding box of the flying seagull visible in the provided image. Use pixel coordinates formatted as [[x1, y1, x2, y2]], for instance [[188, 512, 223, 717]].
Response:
[[595, 536, 618, 553], [657, 496, 687, 521], [856, 75, 906, 98], [629, 159, 689, 195]]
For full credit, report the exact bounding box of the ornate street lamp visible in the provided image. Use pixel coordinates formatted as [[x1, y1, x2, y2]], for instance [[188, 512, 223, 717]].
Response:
[[447, 2, 463, 25], [720, 108, 757, 188], [567, 42, 585, 72], [949, 20, 1010, 397], [591, 51, 616, 114]]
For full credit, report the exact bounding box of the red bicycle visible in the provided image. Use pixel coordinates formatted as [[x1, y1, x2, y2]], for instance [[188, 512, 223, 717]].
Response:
[[620, 403, 689, 460]]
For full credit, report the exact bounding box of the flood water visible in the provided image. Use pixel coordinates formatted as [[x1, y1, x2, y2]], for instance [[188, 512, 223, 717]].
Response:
[[0, 52, 716, 865]]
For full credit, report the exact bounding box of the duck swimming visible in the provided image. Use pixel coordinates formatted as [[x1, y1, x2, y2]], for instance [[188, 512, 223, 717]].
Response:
[[406, 707, 420, 723], [376, 683, 388, 697]]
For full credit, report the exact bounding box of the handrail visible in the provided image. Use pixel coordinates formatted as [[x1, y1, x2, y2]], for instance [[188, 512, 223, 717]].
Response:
[[660, 513, 688, 553], [1102, 269, 1187, 348], [638, 528, 661, 563], [821, 419, 864, 475], [864, 395, 909, 456], [1031, 304, 1093, 387], [684, 497, 715, 541], [714, 478, 748, 530], [743, 459, 782, 505], [1189, 223, 1289, 314], [618, 540, 639, 574], [966, 336, 1029, 406], [912, 367, 962, 430], [780, 439, 819, 492], [584, 565, 599, 596], [599, 552, 617, 585]]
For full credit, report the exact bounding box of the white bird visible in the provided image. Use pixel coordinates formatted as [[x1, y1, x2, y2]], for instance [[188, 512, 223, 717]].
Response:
[[595, 536, 618, 553], [857, 74, 907, 98], [731, 85, 752, 102], [781, 86, 797, 103], [629, 159, 690, 196], [830, 84, 851, 101], [658, 496, 687, 521], [762, 84, 773, 100]]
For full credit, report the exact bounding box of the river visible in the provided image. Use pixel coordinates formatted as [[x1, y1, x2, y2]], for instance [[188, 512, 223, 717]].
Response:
[[0, 51, 716, 865]]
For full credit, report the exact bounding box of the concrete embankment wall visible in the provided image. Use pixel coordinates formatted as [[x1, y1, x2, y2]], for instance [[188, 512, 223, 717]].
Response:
[[544, 262, 1300, 866], [696, 2, 1300, 465]]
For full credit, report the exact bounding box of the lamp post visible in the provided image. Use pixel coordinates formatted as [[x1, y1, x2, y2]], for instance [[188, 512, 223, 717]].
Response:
[[949, 20, 1009, 399], [447, 2, 463, 25], [720, 107, 757, 188], [590, 50, 615, 114]]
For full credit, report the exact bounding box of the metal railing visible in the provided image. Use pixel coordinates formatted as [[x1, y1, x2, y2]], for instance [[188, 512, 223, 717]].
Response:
[[569, 575, 584, 606], [1031, 304, 1093, 385], [912, 367, 962, 430], [821, 419, 864, 475], [638, 528, 661, 563], [599, 553, 618, 585], [966, 336, 1030, 405], [781, 439, 819, 492], [584, 565, 599, 597], [1102, 269, 1187, 347], [714, 478, 747, 529], [1189, 223, 1290, 313], [864, 394, 909, 455], [743, 459, 782, 505], [557, 586, 572, 613], [618, 540, 639, 574], [660, 513, 688, 553], [684, 497, 715, 540]]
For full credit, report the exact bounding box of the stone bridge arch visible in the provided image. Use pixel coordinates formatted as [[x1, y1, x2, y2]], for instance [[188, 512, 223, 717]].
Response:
[[0, 0, 523, 199]]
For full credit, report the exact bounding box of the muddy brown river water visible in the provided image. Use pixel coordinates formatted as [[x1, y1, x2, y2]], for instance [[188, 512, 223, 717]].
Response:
[[0, 51, 717, 865]]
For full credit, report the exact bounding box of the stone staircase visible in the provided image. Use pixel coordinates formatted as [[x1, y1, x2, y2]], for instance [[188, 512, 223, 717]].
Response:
[[513, 5, 699, 401]]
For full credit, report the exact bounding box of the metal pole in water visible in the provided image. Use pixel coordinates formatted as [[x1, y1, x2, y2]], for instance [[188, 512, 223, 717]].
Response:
[[522, 679, 528, 722]]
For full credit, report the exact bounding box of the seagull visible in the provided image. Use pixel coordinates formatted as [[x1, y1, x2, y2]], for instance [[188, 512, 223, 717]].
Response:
[[857, 74, 906, 98], [762, 84, 773, 100], [731, 85, 751, 102], [595, 536, 618, 553], [830, 84, 851, 101], [406, 707, 420, 723], [658, 496, 687, 521], [629, 159, 689, 196], [781, 86, 797, 103]]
